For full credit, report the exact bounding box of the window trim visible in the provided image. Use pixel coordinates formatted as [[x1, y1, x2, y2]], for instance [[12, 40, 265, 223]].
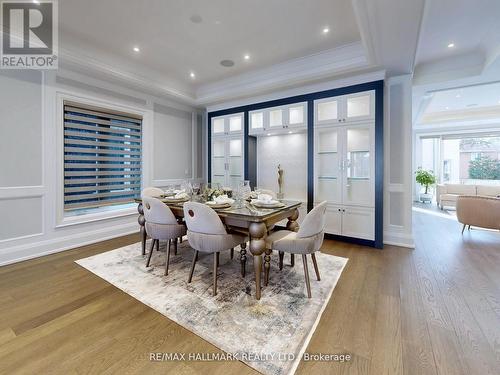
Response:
[[55, 91, 149, 227]]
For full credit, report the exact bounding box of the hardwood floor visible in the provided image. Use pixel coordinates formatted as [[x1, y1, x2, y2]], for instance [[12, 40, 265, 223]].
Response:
[[0, 209, 499, 374]]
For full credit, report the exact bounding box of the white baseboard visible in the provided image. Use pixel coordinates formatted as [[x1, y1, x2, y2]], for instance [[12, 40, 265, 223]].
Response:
[[383, 230, 415, 248], [0, 222, 139, 267]]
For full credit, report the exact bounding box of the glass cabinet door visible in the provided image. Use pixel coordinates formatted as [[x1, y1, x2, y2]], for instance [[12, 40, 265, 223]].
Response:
[[268, 108, 283, 129], [343, 126, 373, 206], [229, 115, 242, 134], [212, 117, 226, 136], [345, 91, 374, 122], [316, 98, 341, 124], [250, 111, 264, 134], [211, 139, 226, 186], [316, 128, 342, 204], [227, 138, 243, 188], [289, 105, 304, 127]]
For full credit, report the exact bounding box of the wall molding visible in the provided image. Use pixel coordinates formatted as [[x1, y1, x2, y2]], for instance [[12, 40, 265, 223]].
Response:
[[0, 221, 138, 267]]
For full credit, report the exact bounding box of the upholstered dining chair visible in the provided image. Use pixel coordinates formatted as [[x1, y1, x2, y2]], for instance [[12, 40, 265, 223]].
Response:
[[143, 197, 187, 275], [183, 202, 248, 296], [265, 201, 327, 298], [141, 187, 164, 198]]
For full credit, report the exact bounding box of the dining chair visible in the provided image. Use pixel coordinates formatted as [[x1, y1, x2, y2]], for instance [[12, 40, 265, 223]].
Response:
[[141, 187, 164, 198], [265, 201, 327, 298], [143, 197, 187, 275], [183, 202, 248, 296]]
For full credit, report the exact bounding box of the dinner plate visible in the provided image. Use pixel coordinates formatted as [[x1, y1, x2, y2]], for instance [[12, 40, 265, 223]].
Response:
[[162, 197, 189, 203], [251, 200, 285, 208], [205, 201, 231, 209]]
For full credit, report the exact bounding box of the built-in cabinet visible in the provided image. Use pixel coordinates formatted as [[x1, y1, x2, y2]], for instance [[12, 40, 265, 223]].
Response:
[[209, 85, 381, 247], [314, 90, 375, 240], [249, 102, 307, 135], [211, 113, 244, 188]]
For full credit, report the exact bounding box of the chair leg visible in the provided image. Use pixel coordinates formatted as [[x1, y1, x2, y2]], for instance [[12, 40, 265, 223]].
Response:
[[468, 224, 471, 231], [461, 224, 466, 234], [230, 248, 234, 259], [278, 251, 284, 270], [156, 240, 160, 251], [311, 253, 321, 281], [188, 250, 198, 283], [173, 238, 178, 255], [302, 254, 312, 298], [146, 239, 156, 267], [165, 242, 171, 275], [290, 254, 295, 267], [213, 252, 219, 296]]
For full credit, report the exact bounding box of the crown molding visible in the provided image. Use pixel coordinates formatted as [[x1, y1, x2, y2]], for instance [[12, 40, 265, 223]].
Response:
[[59, 47, 198, 106], [195, 42, 370, 105]]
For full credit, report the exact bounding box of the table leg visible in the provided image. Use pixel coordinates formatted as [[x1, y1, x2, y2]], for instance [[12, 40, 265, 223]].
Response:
[[286, 208, 299, 267], [138, 203, 146, 256], [249, 222, 267, 300], [240, 242, 247, 277], [264, 248, 272, 286]]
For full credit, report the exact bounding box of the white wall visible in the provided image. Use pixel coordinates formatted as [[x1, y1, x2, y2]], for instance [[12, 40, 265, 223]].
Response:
[[206, 70, 415, 248], [257, 133, 308, 201], [0, 68, 202, 266]]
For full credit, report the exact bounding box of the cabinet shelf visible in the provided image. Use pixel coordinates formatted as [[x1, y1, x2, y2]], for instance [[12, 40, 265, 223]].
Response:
[[317, 151, 337, 154], [347, 176, 369, 180], [318, 176, 337, 180]]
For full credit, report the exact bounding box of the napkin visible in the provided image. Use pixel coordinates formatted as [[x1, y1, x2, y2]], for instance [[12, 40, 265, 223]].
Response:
[[174, 192, 189, 199], [174, 189, 186, 194], [214, 195, 234, 204], [257, 193, 273, 202]]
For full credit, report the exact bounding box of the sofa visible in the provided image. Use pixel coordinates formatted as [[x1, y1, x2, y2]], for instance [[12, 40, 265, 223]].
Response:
[[436, 183, 500, 209], [456, 196, 500, 233]]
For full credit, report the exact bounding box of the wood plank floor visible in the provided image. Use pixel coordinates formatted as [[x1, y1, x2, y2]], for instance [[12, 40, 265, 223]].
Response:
[[0, 209, 499, 374]]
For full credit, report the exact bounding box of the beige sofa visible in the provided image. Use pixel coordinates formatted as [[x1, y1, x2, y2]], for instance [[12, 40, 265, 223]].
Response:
[[436, 183, 500, 209], [456, 196, 500, 233]]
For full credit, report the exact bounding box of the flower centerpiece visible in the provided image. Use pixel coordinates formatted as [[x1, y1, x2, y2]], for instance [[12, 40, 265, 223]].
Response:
[[203, 186, 224, 202]]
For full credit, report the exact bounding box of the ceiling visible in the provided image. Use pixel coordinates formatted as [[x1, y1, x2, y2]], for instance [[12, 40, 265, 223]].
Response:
[[59, 0, 360, 90], [413, 0, 500, 126]]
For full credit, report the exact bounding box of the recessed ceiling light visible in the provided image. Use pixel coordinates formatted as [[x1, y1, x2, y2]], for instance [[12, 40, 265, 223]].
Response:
[[267, 133, 271, 136], [447, 42, 455, 48], [288, 131, 292, 134], [244, 54, 250, 60], [220, 59, 235, 67], [215, 20, 221, 25], [445, 106, 450, 110], [456, 94, 461, 98], [133, 46, 140, 52], [32, 0, 40, 4], [323, 27, 330, 34], [190, 72, 195, 79]]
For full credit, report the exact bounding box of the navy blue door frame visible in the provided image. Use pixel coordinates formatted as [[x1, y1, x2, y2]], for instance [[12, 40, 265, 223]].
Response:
[[207, 80, 384, 249]]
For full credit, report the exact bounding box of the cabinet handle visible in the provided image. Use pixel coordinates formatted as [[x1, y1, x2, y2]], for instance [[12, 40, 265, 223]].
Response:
[[342, 209, 346, 212], [338, 119, 341, 122], [338, 208, 341, 212]]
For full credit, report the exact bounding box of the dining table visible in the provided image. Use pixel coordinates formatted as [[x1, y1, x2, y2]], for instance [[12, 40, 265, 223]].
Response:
[[135, 197, 301, 300]]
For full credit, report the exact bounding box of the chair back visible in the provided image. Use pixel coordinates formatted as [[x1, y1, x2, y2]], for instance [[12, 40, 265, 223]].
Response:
[[141, 187, 164, 198], [143, 197, 178, 225], [297, 201, 327, 238], [183, 202, 227, 235]]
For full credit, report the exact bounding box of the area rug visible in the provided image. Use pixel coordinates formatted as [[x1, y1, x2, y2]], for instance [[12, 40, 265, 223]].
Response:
[[76, 241, 348, 375]]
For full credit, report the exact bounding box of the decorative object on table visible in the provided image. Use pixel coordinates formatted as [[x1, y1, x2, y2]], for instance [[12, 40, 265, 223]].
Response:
[[76, 241, 348, 375], [277, 164, 284, 199], [202, 184, 224, 202], [415, 168, 436, 203], [222, 186, 233, 198]]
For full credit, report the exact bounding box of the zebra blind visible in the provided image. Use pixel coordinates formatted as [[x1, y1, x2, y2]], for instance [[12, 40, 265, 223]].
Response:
[[64, 101, 142, 211]]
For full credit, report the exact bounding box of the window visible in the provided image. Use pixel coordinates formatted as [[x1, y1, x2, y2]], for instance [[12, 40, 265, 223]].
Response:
[[63, 101, 142, 212]]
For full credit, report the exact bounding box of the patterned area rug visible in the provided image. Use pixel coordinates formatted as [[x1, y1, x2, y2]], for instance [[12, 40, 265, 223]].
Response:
[[76, 241, 348, 375]]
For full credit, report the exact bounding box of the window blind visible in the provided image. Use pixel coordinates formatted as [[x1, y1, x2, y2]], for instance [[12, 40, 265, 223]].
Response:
[[63, 101, 142, 211]]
